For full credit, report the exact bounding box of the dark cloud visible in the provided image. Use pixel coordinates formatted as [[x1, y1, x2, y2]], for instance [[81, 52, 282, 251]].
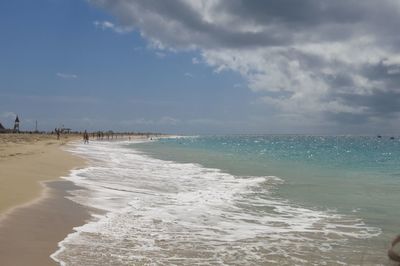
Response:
[[361, 61, 400, 84], [90, 0, 296, 49], [91, 0, 400, 48], [324, 112, 369, 125], [333, 90, 400, 116], [221, 0, 367, 26], [324, 73, 355, 89]]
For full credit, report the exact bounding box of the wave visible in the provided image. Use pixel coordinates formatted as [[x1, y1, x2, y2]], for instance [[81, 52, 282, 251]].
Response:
[[52, 140, 381, 265]]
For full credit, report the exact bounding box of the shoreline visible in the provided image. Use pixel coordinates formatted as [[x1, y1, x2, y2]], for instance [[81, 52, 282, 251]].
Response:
[[0, 134, 90, 265], [0, 133, 159, 265], [3, 135, 392, 264]]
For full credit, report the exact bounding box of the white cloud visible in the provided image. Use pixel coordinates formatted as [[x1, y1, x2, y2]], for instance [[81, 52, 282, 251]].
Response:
[[93, 20, 133, 34], [155, 51, 166, 58], [192, 57, 200, 64], [88, 0, 400, 128], [184, 72, 194, 78], [388, 68, 400, 75], [56, 72, 78, 79]]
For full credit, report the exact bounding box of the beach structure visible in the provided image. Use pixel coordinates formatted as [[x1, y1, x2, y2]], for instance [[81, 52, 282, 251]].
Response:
[[61, 128, 72, 134], [13, 115, 20, 133], [0, 122, 6, 133]]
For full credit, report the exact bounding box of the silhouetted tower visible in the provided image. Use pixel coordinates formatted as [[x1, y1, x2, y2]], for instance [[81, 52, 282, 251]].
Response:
[[13, 115, 20, 133]]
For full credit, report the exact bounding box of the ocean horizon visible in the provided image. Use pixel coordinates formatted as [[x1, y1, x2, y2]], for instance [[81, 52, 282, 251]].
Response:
[[51, 135, 399, 265]]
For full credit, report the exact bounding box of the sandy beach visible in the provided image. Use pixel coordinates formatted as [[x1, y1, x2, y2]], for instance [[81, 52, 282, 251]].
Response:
[[0, 134, 88, 266]]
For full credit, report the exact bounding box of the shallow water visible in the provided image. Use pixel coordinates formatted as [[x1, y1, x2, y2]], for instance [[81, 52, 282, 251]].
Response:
[[52, 136, 400, 265]]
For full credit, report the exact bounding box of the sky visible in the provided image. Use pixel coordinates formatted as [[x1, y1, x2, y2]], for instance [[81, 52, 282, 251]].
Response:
[[1, 0, 400, 135]]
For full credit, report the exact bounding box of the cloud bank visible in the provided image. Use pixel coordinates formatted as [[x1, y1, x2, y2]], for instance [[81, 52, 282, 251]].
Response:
[[88, 0, 400, 131]]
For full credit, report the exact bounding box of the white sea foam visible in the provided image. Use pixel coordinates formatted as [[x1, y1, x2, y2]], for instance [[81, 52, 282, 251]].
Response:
[[52, 141, 381, 265]]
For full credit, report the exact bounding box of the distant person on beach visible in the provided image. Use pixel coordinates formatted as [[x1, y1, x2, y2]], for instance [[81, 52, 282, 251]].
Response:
[[388, 235, 400, 263], [55, 128, 60, 140], [83, 130, 89, 144]]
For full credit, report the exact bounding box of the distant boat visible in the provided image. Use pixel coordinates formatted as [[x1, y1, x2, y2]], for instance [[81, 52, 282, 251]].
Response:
[[377, 135, 382, 138], [390, 137, 395, 140]]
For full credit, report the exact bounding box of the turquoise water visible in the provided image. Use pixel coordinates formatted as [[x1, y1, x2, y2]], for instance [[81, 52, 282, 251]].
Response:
[[54, 137, 400, 265], [134, 135, 400, 249]]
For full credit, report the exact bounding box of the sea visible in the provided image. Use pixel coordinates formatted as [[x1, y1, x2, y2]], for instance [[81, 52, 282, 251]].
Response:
[[51, 135, 400, 265]]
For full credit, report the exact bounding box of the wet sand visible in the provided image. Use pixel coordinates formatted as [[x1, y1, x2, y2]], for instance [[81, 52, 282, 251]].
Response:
[[0, 181, 90, 266]]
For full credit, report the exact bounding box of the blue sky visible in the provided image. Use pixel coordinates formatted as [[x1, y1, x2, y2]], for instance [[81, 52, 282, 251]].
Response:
[[1, 0, 400, 135]]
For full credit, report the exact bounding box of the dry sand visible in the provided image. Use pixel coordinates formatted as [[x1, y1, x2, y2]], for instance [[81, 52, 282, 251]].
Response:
[[0, 134, 84, 214], [0, 133, 89, 266]]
